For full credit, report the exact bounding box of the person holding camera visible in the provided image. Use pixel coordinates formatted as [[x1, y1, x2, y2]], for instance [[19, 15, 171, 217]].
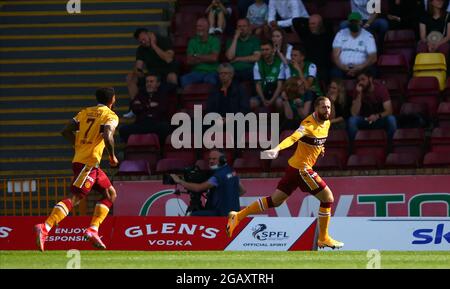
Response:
[[170, 149, 246, 216]]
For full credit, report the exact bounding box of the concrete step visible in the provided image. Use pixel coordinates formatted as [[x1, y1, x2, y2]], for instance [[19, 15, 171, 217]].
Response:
[[0, 11, 164, 24], [0, 57, 133, 72], [0, 72, 126, 85], [0, 1, 173, 12], [0, 82, 127, 97], [0, 85, 128, 98], [0, 95, 130, 109], [0, 24, 167, 36], [0, 106, 128, 121], [0, 148, 74, 159], [0, 48, 134, 59], [0, 37, 137, 47]]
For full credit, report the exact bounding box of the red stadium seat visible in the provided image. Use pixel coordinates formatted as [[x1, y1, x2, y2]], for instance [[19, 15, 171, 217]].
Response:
[[384, 29, 416, 49], [320, 0, 351, 32], [155, 158, 195, 174], [438, 102, 450, 127], [443, 77, 450, 101], [126, 133, 160, 151], [380, 77, 405, 99], [117, 160, 151, 176], [354, 129, 387, 146], [327, 129, 349, 147], [400, 102, 428, 117], [382, 48, 415, 70], [385, 153, 420, 169], [123, 152, 160, 172], [391, 128, 425, 160], [195, 159, 209, 171], [181, 83, 214, 110], [407, 77, 440, 97], [125, 133, 161, 171], [325, 129, 349, 166], [407, 95, 439, 118], [377, 54, 409, 84], [346, 154, 379, 169], [232, 156, 262, 173], [423, 152, 450, 167], [430, 127, 450, 153], [354, 129, 387, 165], [315, 154, 342, 170], [270, 151, 291, 172], [393, 128, 425, 146], [164, 150, 197, 163]]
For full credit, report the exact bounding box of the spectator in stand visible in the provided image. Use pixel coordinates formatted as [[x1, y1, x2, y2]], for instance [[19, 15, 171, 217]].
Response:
[[284, 45, 323, 98], [296, 14, 333, 84], [417, 0, 450, 58], [348, 69, 397, 141], [277, 76, 314, 130], [226, 18, 261, 82], [251, 40, 286, 111], [238, 0, 269, 19], [331, 12, 378, 79], [326, 78, 350, 129], [340, 0, 389, 51], [246, 0, 269, 36], [125, 28, 177, 118], [387, 0, 422, 32], [206, 0, 232, 35], [119, 74, 172, 145], [180, 18, 221, 88], [267, 0, 309, 33], [271, 27, 293, 64], [206, 63, 250, 117]]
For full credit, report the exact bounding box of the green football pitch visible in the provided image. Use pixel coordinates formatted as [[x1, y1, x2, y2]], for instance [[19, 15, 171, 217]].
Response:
[[1, 251, 450, 269]]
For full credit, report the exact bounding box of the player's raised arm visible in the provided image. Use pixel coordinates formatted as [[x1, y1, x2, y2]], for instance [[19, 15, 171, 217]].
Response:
[[61, 119, 78, 146], [261, 128, 304, 159], [103, 125, 118, 167]]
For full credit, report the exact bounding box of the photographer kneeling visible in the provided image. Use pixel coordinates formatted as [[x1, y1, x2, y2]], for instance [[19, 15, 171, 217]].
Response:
[[170, 149, 246, 216]]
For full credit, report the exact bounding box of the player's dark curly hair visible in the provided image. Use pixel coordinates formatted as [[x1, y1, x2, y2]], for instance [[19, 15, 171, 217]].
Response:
[[133, 27, 148, 40], [96, 87, 115, 105]]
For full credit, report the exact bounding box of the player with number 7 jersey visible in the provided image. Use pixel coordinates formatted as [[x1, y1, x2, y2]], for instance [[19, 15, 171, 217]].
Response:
[[34, 87, 119, 252]]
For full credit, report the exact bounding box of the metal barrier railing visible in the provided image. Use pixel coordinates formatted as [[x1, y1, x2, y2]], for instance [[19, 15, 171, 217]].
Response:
[[0, 177, 87, 216]]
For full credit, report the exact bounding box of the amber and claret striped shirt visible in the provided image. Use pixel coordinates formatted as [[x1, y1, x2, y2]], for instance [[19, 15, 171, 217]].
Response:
[[72, 105, 119, 167], [276, 113, 329, 169]]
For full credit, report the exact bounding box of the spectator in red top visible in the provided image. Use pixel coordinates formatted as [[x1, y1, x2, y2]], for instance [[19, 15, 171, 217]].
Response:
[[347, 69, 397, 141]]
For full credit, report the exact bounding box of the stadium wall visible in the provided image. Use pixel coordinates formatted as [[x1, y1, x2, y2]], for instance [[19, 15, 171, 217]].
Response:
[[1, 216, 449, 251], [114, 176, 450, 217]]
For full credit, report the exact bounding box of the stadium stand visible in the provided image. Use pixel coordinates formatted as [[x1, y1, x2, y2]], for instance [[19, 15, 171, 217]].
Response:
[[1, 0, 449, 189], [0, 0, 173, 178]]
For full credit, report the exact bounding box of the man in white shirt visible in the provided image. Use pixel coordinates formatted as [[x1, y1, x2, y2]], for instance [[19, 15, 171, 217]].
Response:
[[268, 0, 309, 33], [340, 0, 389, 51], [331, 12, 378, 79]]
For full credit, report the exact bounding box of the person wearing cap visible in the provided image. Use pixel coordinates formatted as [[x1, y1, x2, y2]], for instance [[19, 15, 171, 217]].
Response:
[[340, 0, 389, 50], [331, 11, 378, 79]]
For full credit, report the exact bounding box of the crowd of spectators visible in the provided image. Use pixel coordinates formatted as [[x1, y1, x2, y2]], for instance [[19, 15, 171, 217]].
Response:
[[118, 0, 450, 165]]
